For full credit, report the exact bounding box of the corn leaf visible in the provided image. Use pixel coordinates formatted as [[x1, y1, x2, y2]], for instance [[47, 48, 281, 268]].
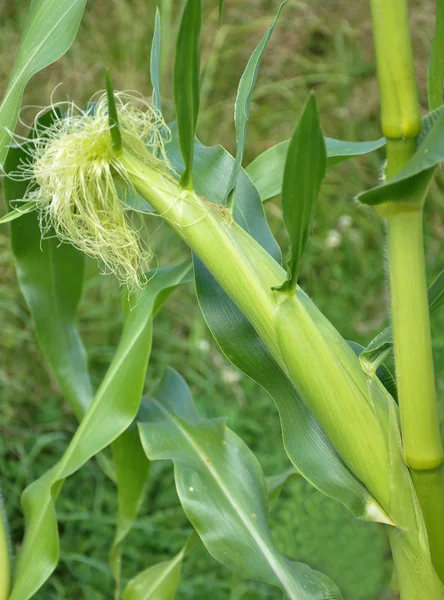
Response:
[[8, 266, 189, 600], [0, 0, 86, 167], [122, 534, 198, 600], [174, 0, 201, 190], [357, 108, 444, 206], [3, 114, 93, 421], [109, 261, 193, 595], [138, 369, 343, 600], [150, 8, 162, 113], [277, 94, 326, 291], [226, 1, 287, 203], [165, 131, 377, 520], [246, 137, 385, 203], [428, 0, 444, 110]]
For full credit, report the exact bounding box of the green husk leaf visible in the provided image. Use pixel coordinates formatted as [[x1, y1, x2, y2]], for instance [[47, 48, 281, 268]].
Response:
[[246, 137, 385, 202], [0, 0, 86, 166], [138, 369, 343, 600], [226, 1, 287, 204], [122, 534, 199, 600], [276, 93, 326, 291], [428, 1, 444, 111], [164, 130, 378, 520], [106, 70, 122, 153], [150, 8, 162, 113], [174, 0, 201, 190], [8, 265, 190, 600]]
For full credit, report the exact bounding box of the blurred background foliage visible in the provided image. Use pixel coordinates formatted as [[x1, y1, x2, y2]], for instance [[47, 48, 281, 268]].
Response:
[[1, 0, 444, 598]]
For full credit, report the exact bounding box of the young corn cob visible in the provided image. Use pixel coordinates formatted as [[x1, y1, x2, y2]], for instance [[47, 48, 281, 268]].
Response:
[[12, 94, 444, 599]]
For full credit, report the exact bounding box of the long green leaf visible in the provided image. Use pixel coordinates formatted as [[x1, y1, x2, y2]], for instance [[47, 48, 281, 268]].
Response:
[[357, 108, 444, 206], [277, 93, 326, 291], [0, 0, 86, 167], [109, 261, 193, 595], [428, 0, 444, 110], [3, 115, 93, 421], [246, 137, 385, 203], [226, 1, 287, 203], [122, 534, 198, 600], [150, 8, 162, 114], [8, 266, 187, 600], [174, 0, 201, 190], [165, 131, 375, 519], [138, 369, 342, 600]]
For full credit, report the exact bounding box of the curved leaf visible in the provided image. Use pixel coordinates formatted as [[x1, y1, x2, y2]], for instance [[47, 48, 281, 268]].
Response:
[[246, 137, 385, 202], [138, 369, 342, 600], [122, 534, 198, 600], [226, 1, 287, 203], [174, 0, 201, 189], [0, 0, 86, 166], [8, 266, 188, 600]]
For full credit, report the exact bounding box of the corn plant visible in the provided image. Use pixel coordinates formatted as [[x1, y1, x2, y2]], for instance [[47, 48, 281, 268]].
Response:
[[2, 0, 444, 598]]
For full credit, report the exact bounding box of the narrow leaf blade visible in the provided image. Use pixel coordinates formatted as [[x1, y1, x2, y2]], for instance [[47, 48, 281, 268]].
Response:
[[150, 8, 162, 113], [278, 93, 326, 291], [174, 0, 201, 189], [106, 70, 122, 153], [226, 1, 287, 202], [0, 0, 86, 166]]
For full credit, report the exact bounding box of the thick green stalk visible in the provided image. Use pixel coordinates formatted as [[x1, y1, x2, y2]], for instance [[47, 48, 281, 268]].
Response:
[[371, 0, 444, 586]]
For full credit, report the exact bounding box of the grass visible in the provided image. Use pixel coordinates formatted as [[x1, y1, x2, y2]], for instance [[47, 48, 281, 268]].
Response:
[[1, 0, 444, 598]]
